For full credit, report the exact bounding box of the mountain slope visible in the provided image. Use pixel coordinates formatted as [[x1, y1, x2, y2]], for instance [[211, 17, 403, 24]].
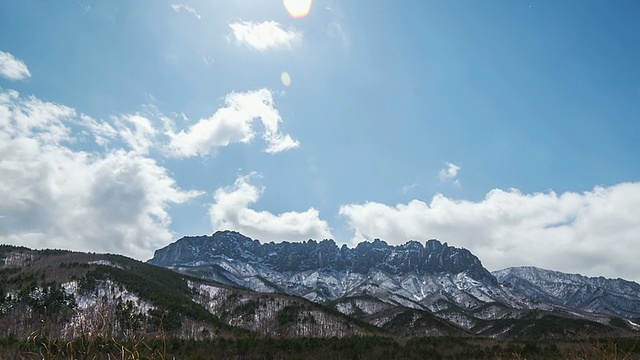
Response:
[[0, 245, 376, 339], [493, 266, 640, 318]]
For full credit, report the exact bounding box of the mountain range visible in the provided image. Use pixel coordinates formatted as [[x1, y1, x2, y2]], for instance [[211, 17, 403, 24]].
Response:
[[148, 231, 640, 337], [1, 230, 640, 341]]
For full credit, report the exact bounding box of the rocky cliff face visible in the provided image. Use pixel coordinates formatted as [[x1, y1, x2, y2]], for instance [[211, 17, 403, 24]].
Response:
[[150, 230, 497, 285]]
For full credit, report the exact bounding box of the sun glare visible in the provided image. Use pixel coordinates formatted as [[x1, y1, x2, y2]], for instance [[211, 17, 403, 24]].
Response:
[[284, 0, 313, 18], [281, 72, 292, 86]]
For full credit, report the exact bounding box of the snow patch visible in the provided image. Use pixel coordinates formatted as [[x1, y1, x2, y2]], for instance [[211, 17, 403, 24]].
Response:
[[3, 252, 34, 267], [88, 260, 123, 268]]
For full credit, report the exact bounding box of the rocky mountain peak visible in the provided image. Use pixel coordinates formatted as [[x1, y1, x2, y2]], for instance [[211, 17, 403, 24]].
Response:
[[150, 231, 497, 284], [425, 239, 445, 252]]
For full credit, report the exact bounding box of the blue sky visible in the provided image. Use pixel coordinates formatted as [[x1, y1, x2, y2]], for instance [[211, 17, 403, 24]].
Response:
[[1, 0, 639, 280]]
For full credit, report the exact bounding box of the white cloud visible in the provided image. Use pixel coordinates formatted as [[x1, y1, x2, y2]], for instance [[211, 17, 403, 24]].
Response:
[[78, 114, 118, 146], [439, 162, 461, 182], [0, 51, 31, 81], [209, 174, 333, 242], [264, 133, 300, 154], [0, 90, 74, 143], [229, 21, 300, 51], [0, 90, 201, 260], [171, 4, 201, 20], [168, 89, 299, 157], [75, 112, 159, 154], [339, 183, 640, 282], [112, 114, 158, 155]]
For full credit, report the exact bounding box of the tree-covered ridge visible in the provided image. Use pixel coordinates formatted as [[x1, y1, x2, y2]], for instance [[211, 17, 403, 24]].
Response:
[[0, 245, 376, 340], [79, 254, 219, 328]]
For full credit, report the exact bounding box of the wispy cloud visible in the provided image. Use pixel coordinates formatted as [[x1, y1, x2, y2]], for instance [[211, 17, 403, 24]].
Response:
[[112, 114, 158, 155], [171, 4, 201, 20], [0, 51, 31, 81], [167, 88, 299, 157], [324, 1, 350, 48], [229, 21, 300, 51], [209, 174, 332, 242], [438, 162, 461, 182], [402, 183, 418, 195], [328, 21, 349, 48]]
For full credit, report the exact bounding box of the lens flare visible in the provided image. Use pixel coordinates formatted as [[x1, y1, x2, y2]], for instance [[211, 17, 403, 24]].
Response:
[[284, 0, 313, 18], [281, 72, 292, 86]]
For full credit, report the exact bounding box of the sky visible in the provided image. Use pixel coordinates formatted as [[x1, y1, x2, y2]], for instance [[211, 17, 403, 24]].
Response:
[[1, 0, 639, 281]]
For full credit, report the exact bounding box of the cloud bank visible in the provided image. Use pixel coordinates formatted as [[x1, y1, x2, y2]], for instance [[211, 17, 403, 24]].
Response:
[[209, 174, 333, 242], [340, 183, 640, 281], [0, 90, 200, 259]]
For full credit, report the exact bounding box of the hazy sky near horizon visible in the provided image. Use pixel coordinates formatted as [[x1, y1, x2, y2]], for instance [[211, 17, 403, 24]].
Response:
[[1, 0, 639, 281]]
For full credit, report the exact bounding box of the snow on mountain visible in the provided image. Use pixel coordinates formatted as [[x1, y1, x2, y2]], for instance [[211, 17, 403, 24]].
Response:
[[148, 230, 640, 336], [149, 231, 503, 302], [493, 266, 640, 318], [148, 231, 556, 327], [0, 245, 376, 339]]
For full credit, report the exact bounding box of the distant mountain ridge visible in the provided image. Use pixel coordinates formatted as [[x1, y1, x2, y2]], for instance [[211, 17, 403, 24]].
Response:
[[493, 266, 640, 318]]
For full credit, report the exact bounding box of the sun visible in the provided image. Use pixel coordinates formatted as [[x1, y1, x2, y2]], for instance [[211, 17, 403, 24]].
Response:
[[284, 0, 313, 19]]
